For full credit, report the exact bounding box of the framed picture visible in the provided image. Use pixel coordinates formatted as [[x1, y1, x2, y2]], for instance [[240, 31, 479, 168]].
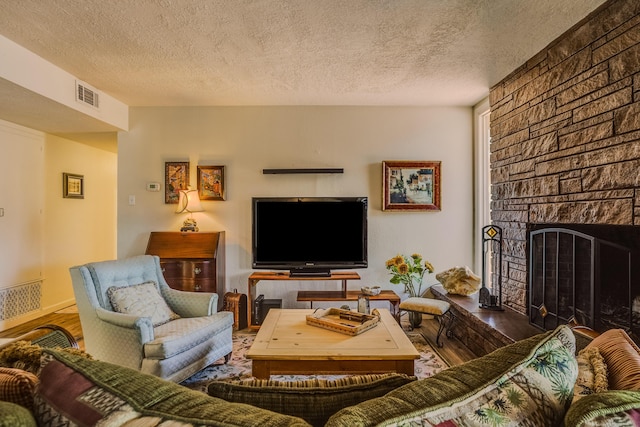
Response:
[[63, 173, 84, 199], [165, 161, 189, 204], [197, 165, 226, 200], [382, 161, 441, 211]]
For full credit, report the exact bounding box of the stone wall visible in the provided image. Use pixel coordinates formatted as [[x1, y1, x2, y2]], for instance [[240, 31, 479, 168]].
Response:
[[489, 0, 640, 314]]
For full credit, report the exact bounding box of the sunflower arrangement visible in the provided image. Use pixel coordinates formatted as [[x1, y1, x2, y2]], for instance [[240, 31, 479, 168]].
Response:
[[385, 253, 434, 297]]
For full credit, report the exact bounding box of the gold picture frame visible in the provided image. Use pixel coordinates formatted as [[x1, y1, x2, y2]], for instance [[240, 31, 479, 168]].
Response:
[[165, 161, 189, 204], [63, 173, 84, 199], [197, 165, 226, 201], [382, 161, 441, 211]]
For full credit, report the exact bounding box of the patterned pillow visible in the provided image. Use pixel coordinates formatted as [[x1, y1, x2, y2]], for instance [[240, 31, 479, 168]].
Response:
[[573, 346, 608, 401], [0, 367, 38, 410], [33, 349, 310, 427], [326, 325, 578, 427], [564, 390, 640, 427], [107, 281, 180, 326], [209, 374, 416, 427]]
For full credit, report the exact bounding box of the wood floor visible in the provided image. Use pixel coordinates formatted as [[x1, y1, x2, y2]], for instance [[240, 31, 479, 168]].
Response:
[[0, 309, 476, 367], [417, 315, 476, 366]]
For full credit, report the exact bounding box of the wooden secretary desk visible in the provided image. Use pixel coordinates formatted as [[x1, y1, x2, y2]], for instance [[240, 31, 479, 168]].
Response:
[[145, 231, 225, 309]]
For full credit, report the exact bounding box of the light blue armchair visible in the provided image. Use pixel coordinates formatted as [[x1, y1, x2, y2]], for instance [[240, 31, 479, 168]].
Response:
[[69, 255, 233, 383]]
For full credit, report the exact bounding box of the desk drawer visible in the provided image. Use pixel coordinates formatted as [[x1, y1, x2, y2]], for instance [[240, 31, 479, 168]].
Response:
[[168, 278, 216, 292], [160, 260, 216, 292]]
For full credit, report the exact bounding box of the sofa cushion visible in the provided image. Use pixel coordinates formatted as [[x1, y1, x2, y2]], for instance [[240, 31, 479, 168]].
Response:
[[0, 341, 93, 376], [145, 313, 233, 359], [564, 390, 640, 427], [0, 401, 37, 427], [326, 325, 578, 427], [0, 367, 38, 410], [33, 349, 310, 427], [208, 374, 416, 427], [107, 281, 180, 326], [573, 346, 608, 401], [585, 328, 640, 390]]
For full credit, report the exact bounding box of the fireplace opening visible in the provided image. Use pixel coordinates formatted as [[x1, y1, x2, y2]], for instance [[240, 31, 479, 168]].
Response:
[[528, 224, 640, 341]]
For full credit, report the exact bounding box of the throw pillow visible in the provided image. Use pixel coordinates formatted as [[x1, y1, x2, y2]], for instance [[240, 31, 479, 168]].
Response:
[[573, 346, 608, 401], [564, 390, 640, 427], [586, 328, 640, 390], [0, 367, 38, 410], [0, 340, 92, 375], [326, 325, 578, 427], [208, 374, 416, 427], [0, 401, 37, 427], [107, 281, 180, 327], [33, 349, 311, 427]]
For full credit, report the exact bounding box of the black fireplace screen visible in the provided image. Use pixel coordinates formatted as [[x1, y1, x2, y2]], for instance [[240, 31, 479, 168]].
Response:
[[529, 227, 634, 335]]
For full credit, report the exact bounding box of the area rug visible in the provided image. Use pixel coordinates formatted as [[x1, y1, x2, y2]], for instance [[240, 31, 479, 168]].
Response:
[[181, 330, 448, 392]]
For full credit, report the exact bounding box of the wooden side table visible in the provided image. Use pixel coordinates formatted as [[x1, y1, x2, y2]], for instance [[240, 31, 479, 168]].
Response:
[[297, 290, 401, 324], [247, 271, 361, 330]]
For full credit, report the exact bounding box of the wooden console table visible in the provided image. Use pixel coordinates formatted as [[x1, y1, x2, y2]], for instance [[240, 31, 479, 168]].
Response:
[[247, 271, 360, 330]]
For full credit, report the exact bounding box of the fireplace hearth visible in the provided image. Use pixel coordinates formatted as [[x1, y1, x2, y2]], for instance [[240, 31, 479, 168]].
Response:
[[528, 224, 640, 340]]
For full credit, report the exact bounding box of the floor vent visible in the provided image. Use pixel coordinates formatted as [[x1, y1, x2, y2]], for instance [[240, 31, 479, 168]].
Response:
[[76, 80, 100, 109], [0, 281, 41, 321]]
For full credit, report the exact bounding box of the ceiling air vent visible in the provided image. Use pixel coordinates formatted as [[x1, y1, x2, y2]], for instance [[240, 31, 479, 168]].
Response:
[[76, 80, 100, 109]]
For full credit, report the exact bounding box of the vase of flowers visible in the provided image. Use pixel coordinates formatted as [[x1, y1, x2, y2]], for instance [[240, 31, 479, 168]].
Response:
[[385, 253, 435, 327]]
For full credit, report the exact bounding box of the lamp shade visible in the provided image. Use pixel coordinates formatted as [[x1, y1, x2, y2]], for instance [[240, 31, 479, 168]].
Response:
[[175, 189, 204, 213]]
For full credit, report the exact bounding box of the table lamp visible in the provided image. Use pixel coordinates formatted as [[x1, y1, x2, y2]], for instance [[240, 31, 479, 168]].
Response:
[[175, 188, 204, 232]]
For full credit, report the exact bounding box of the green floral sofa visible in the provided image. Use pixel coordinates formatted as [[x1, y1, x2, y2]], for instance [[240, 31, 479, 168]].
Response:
[[1, 325, 640, 426]]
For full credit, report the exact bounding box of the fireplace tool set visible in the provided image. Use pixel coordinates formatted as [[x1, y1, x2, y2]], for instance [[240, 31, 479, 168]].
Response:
[[480, 225, 504, 311]]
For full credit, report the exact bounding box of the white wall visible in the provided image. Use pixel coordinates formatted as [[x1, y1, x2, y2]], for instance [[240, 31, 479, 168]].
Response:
[[0, 120, 44, 288], [0, 119, 117, 330], [118, 106, 474, 307], [43, 133, 118, 309]]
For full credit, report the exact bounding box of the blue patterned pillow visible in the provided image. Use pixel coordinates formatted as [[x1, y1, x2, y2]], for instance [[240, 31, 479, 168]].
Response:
[[107, 281, 180, 326]]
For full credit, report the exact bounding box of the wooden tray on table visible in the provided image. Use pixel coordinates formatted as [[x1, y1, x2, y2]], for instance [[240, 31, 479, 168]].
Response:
[[306, 308, 380, 336]]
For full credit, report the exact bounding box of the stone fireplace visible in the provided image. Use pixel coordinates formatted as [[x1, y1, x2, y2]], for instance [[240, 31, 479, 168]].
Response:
[[488, 0, 640, 334], [528, 224, 640, 337]]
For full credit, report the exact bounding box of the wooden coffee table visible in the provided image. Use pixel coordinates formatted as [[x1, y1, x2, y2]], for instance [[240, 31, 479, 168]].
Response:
[[245, 308, 419, 379]]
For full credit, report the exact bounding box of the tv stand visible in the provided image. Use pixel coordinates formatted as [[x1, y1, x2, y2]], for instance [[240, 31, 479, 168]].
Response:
[[247, 271, 360, 329]]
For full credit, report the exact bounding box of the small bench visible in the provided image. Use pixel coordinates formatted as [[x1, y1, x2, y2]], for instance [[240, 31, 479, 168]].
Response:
[[399, 297, 454, 347]]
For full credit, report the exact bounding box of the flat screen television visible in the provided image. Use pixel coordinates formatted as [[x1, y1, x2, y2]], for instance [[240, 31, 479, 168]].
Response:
[[252, 197, 368, 277]]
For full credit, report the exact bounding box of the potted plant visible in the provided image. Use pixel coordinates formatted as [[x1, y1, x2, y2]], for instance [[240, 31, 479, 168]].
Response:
[[385, 253, 434, 327]]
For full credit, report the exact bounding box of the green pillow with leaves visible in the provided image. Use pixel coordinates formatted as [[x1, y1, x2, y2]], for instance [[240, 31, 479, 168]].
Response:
[[327, 325, 578, 427]]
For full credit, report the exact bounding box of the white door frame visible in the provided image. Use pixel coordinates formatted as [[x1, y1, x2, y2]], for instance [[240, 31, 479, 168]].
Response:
[[473, 97, 491, 274]]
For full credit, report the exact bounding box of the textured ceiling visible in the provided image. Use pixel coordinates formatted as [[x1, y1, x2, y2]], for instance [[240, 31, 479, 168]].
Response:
[[0, 0, 606, 112]]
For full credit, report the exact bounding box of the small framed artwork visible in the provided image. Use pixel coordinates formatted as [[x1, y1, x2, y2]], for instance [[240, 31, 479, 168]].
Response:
[[63, 173, 84, 199], [197, 165, 226, 200], [382, 161, 441, 211], [165, 161, 189, 204]]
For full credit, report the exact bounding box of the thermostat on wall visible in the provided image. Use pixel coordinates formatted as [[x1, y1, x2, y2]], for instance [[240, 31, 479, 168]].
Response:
[[147, 182, 161, 192]]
